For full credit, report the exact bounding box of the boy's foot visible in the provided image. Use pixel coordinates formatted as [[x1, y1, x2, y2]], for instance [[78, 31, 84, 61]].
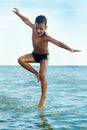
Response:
[[37, 96, 46, 109], [35, 73, 40, 82]]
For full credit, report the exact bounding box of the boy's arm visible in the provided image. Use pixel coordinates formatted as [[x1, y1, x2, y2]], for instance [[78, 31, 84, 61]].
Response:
[[12, 8, 33, 28], [47, 35, 81, 52]]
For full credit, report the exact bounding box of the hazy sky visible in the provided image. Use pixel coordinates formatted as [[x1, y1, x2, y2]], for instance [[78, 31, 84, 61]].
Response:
[[0, 0, 87, 65]]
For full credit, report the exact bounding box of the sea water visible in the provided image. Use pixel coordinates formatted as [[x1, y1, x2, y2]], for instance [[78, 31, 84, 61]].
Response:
[[0, 65, 87, 130]]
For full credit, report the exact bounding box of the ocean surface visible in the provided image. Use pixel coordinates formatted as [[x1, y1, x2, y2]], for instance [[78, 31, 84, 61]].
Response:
[[0, 65, 87, 130]]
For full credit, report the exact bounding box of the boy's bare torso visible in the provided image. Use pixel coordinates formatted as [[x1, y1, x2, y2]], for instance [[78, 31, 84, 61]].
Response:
[[31, 24, 49, 54], [32, 33, 48, 54]]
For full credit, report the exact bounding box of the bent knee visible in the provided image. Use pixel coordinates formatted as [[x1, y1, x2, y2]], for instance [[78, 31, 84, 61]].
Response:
[[18, 57, 24, 64]]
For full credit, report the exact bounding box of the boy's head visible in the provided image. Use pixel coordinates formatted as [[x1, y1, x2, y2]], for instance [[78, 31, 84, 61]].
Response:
[[35, 15, 47, 25], [34, 15, 47, 37]]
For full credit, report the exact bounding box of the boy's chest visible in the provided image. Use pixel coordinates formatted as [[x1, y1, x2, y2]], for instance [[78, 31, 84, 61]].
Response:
[[32, 36, 46, 46]]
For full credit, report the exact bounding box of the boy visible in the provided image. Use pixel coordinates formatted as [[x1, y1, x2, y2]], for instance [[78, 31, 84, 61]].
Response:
[[13, 8, 81, 108]]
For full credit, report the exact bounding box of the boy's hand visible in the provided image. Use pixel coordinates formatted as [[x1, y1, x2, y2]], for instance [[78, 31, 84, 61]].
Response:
[[12, 8, 20, 15], [71, 49, 81, 52]]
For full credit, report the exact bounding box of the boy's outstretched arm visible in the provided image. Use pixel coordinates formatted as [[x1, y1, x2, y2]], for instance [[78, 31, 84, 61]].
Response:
[[47, 35, 81, 52], [12, 8, 33, 28]]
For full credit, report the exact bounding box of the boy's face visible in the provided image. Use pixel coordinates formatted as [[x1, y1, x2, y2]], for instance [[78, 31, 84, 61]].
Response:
[[33, 23, 47, 37]]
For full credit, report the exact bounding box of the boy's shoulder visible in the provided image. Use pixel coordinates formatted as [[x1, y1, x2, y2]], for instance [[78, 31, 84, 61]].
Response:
[[44, 32, 50, 38], [42, 32, 50, 41], [44, 33, 52, 40]]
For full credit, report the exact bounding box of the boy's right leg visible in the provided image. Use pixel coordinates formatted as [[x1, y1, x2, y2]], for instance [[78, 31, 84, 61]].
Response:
[[18, 54, 39, 81], [37, 60, 48, 108]]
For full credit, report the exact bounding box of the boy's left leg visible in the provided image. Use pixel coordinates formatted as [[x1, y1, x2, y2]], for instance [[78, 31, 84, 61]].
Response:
[[37, 60, 48, 108]]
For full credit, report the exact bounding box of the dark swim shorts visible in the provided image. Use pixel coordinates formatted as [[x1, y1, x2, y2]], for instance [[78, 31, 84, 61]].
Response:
[[32, 51, 50, 62]]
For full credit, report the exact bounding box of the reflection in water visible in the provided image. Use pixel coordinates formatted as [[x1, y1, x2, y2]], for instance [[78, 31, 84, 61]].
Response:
[[36, 114, 53, 130]]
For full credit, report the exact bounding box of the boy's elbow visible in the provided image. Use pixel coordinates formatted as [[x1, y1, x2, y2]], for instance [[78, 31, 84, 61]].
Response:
[[24, 20, 29, 25]]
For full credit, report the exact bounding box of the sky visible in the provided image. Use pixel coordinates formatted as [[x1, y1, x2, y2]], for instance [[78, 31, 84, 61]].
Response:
[[0, 0, 87, 65]]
